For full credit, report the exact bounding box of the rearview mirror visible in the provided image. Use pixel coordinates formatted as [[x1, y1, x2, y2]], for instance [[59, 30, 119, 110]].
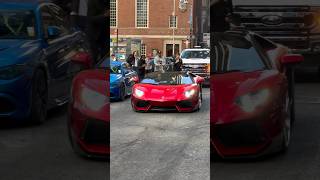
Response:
[[71, 52, 93, 69], [281, 54, 304, 65], [131, 76, 139, 83]]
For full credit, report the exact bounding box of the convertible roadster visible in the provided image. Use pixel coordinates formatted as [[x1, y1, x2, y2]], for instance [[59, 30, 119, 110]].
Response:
[[211, 31, 303, 159], [131, 71, 204, 112], [68, 58, 109, 159]]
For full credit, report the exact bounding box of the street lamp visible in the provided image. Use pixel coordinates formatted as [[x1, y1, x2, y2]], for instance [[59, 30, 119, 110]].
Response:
[[172, 0, 176, 57], [114, 28, 119, 55]]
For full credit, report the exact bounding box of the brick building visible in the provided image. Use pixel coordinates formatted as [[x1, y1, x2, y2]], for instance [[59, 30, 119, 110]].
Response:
[[110, 0, 193, 60]]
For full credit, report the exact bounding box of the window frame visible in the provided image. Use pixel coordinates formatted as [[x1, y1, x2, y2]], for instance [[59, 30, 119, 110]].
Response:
[[110, 0, 118, 28], [169, 15, 178, 28], [141, 44, 146, 56], [135, 0, 149, 28]]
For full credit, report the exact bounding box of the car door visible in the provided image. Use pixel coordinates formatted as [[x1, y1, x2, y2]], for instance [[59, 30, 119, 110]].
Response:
[[252, 35, 288, 105], [122, 65, 136, 94], [40, 4, 76, 105]]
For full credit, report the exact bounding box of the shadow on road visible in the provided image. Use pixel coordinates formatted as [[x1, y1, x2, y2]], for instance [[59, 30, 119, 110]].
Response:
[[0, 104, 68, 129]]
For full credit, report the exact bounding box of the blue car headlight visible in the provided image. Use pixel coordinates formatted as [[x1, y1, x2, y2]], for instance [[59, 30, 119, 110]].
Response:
[[0, 64, 27, 80]]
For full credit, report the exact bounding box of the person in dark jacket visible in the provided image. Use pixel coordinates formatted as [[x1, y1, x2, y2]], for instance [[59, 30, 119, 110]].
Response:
[[174, 53, 183, 71], [126, 54, 135, 67], [138, 55, 146, 81], [211, 0, 233, 32], [70, 0, 108, 63], [87, 0, 108, 63]]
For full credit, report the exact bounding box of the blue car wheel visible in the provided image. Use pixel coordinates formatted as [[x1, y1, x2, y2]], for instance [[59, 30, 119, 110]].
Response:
[[119, 83, 126, 101], [30, 69, 48, 124]]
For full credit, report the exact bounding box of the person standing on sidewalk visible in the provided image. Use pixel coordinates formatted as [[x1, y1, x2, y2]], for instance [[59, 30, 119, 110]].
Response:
[[132, 51, 140, 73], [145, 54, 153, 74], [138, 55, 146, 80], [70, 0, 108, 63], [174, 53, 183, 71], [211, 0, 233, 32], [126, 53, 135, 67]]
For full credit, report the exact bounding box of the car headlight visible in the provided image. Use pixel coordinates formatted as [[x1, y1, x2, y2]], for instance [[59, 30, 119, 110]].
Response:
[[236, 89, 270, 113], [134, 89, 144, 98], [184, 89, 196, 98], [81, 87, 108, 111], [0, 64, 27, 80]]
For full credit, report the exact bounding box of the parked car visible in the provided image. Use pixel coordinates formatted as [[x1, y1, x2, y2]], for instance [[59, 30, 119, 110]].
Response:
[[110, 61, 138, 101], [181, 48, 210, 84], [211, 31, 303, 159], [68, 57, 109, 159], [131, 71, 204, 112], [231, 0, 320, 74], [0, 1, 91, 123]]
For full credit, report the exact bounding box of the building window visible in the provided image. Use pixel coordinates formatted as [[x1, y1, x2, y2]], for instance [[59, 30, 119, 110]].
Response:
[[136, 0, 148, 28], [169, 15, 177, 28], [141, 44, 146, 56], [110, 0, 117, 27]]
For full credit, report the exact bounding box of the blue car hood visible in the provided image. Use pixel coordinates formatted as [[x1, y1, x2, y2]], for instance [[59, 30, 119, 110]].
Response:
[[0, 39, 41, 67], [110, 73, 123, 84]]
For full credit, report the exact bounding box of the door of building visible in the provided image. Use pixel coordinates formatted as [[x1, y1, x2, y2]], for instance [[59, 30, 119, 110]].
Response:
[[165, 44, 180, 57]]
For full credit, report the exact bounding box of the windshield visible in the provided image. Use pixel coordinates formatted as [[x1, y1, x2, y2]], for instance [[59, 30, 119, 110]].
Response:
[[212, 33, 267, 73], [0, 10, 36, 39], [110, 64, 122, 74], [141, 72, 194, 85], [181, 50, 210, 59]]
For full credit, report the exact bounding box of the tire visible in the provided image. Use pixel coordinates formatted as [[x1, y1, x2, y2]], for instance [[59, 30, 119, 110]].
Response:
[[211, 143, 221, 162], [197, 92, 202, 111], [29, 69, 48, 124], [119, 83, 126, 101], [287, 68, 296, 123], [281, 94, 292, 153]]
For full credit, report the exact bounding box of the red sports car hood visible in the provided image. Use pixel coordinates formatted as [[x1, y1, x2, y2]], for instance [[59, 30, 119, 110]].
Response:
[[211, 70, 282, 124], [72, 69, 109, 122], [133, 83, 198, 101]]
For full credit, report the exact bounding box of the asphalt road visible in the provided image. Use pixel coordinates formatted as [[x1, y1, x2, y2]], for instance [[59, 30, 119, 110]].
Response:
[[0, 105, 109, 180], [211, 72, 320, 180], [110, 88, 210, 180]]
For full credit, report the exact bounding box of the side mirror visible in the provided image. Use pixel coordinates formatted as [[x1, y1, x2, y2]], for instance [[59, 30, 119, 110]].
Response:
[[195, 76, 205, 84], [131, 76, 139, 83], [47, 26, 61, 39], [280, 54, 304, 65], [71, 52, 93, 69]]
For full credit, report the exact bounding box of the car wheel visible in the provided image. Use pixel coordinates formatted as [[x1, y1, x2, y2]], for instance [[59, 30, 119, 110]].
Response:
[[288, 68, 296, 123], [197, 92, 202, 111], [119, 83, 126, 101], [30, 69, 48, 124], [281, 94, 292, 152]]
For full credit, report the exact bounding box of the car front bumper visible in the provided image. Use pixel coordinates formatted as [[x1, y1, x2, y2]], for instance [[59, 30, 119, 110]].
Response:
[[0, 74, 32, 120], [69, 104, 110, 156], [131, 95, 199, 112]]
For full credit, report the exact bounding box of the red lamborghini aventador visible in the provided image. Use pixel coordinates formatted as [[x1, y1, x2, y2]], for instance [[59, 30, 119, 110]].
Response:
[[68, 58, 109, 158], [211, 31, 303, 158], [131, 72, 204, 112]]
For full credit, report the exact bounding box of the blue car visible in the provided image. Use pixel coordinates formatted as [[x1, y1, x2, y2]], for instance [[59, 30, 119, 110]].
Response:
[[110, 61, 138, 101], [0, 1, 91, 123]]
